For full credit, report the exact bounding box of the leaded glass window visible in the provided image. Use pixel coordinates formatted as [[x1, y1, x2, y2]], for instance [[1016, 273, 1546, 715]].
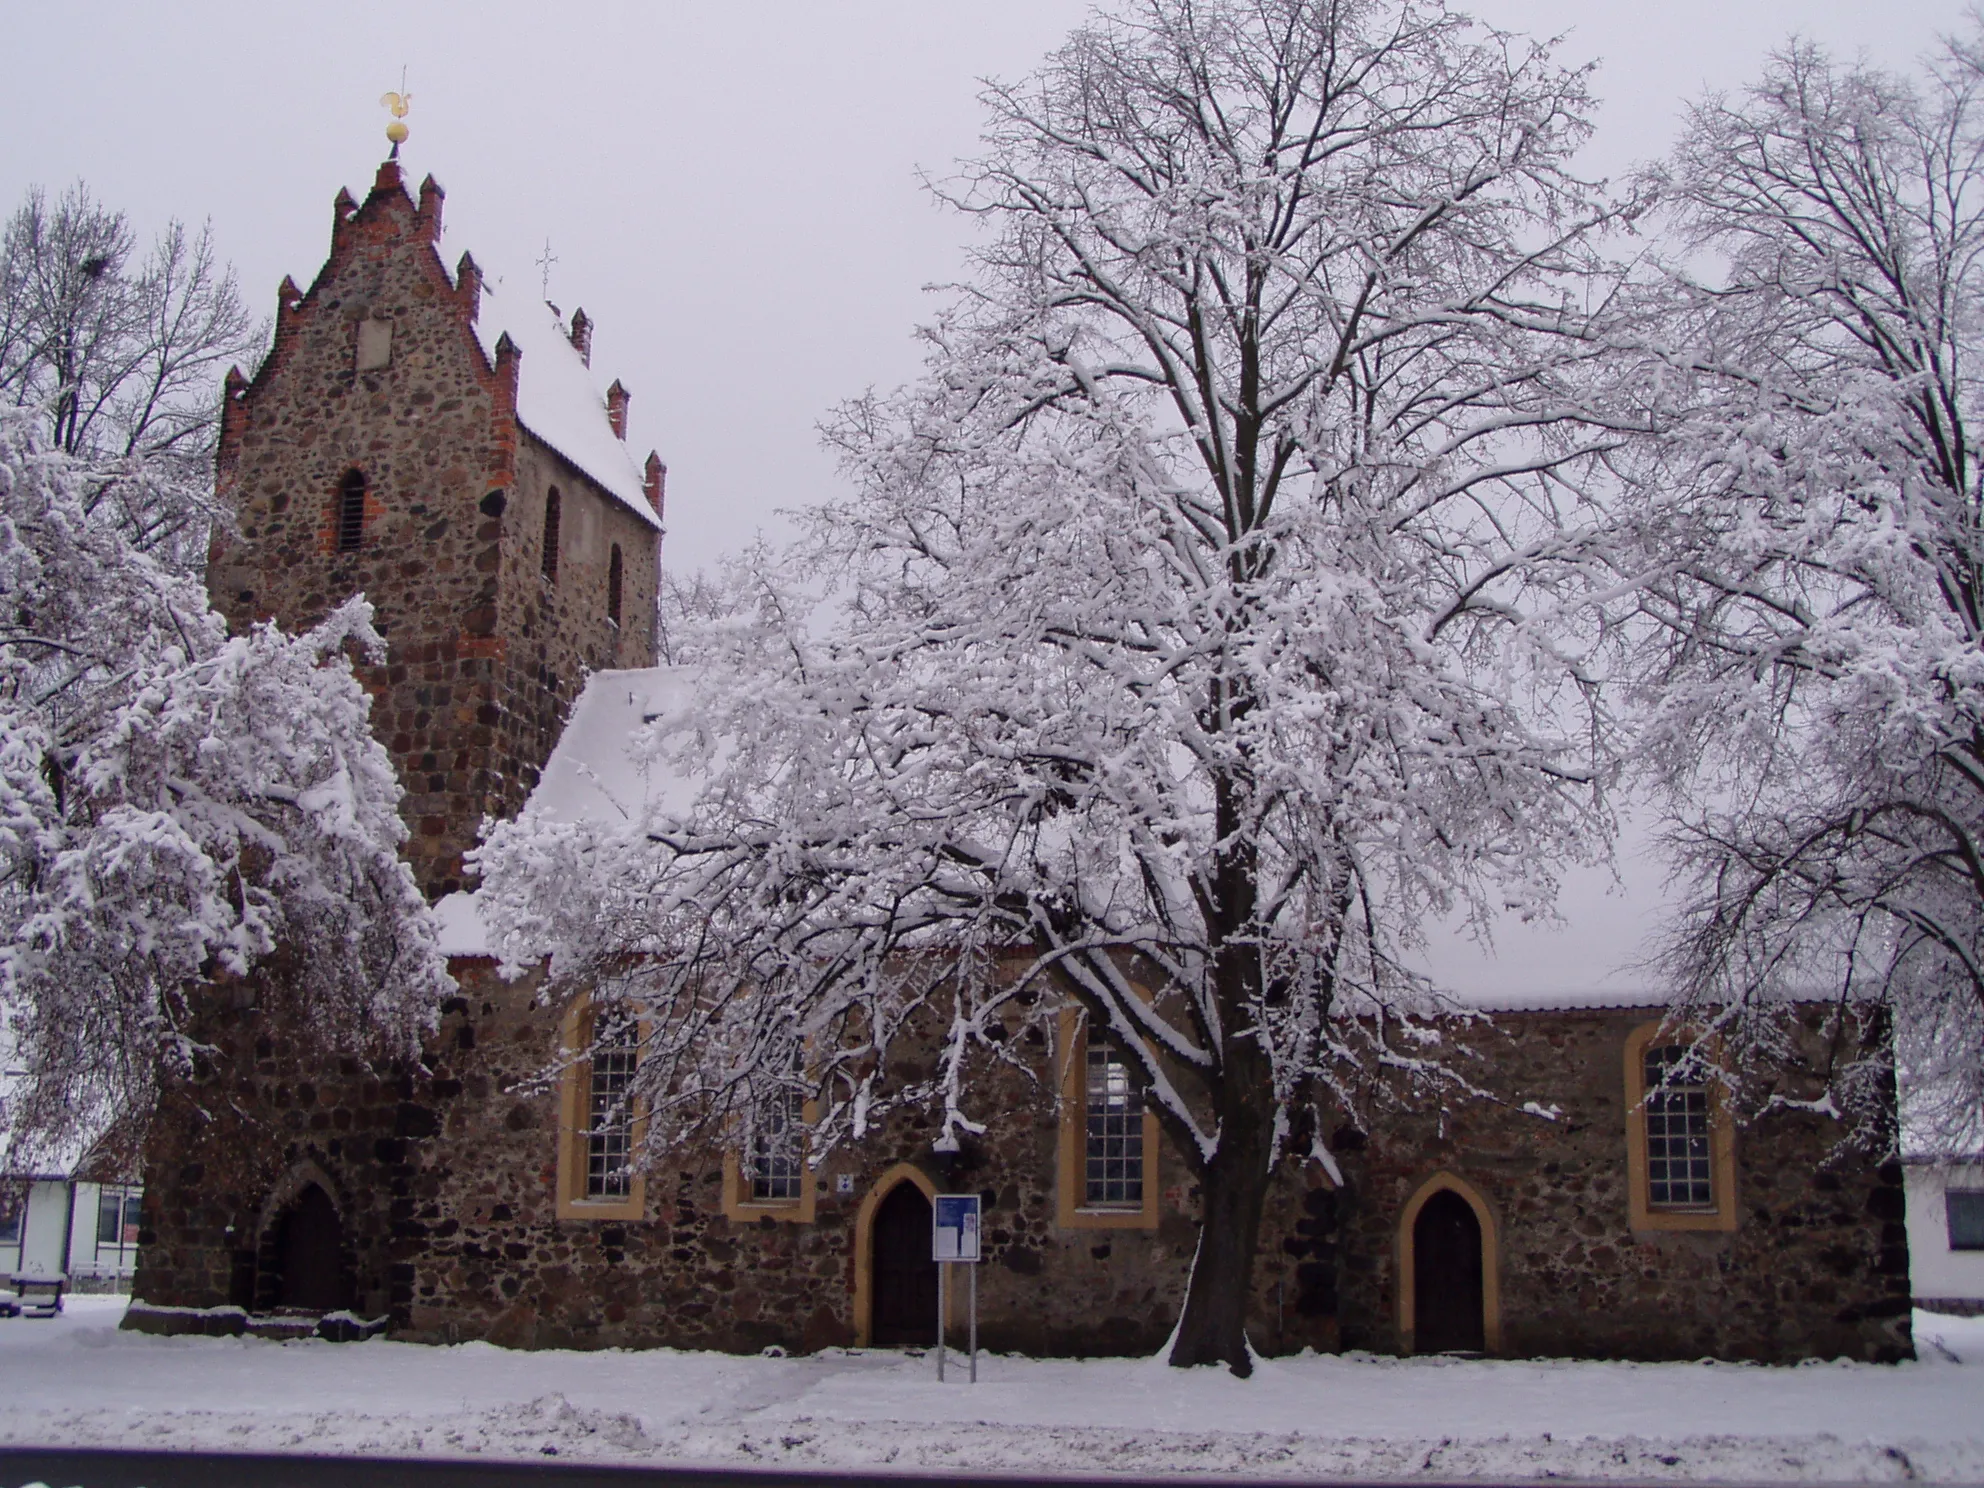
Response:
[[1084, 1040, 1144, 1207], [749, 1084, 805, 1202], [1644, 1044, 1713, 1209], [584, 1018, 639, 1199]]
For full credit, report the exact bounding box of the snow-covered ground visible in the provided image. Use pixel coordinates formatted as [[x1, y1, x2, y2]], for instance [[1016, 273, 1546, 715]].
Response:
[[1, 1297, 1980, 1482]]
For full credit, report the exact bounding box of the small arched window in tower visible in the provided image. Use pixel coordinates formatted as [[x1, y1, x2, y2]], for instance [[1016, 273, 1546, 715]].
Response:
[[607, 543, 623, 625], [541, 486, 561, 583], [336, 469, 367, 553]]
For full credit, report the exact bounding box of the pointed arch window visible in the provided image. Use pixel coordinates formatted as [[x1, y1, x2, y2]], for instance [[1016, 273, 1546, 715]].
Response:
[[336, 469, 367, 552], [607, 543, 624, 625], [541, 486, 561, 583]]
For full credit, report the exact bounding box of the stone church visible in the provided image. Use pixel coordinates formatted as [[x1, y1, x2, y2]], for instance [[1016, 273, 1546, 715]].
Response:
[[127, 157, 1914, 1364]]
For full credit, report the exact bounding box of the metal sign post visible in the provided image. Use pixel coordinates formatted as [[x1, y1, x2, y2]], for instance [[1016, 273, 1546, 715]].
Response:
[[932, 1193, 982, 1383]]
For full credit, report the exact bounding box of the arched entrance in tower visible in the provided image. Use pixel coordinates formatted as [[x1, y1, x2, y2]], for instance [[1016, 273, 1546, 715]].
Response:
[[868, 1181, 938, 1347], [1411, 1187, 1485, 1353], [273, 1182, 349, 1313]]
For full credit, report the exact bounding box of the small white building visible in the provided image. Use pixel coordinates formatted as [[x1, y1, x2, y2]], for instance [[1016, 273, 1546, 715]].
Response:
[[0, 1085, 143, 1297], [1905, 1158, 1984, 1315], [1, 1176, 143, 1295]]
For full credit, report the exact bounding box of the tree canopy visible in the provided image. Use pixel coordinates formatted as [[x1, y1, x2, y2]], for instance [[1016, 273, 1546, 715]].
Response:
[[1622, 23, 1984, 1152], [1, 181, 258, 572], [481, 0, 1637, 1373]]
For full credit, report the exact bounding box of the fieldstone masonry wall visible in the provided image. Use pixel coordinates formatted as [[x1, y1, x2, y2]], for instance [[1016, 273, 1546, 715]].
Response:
[[492, 436, 659, 790], [131, 981, 1907, 1362], [1327, 1009, 1909, 1363]]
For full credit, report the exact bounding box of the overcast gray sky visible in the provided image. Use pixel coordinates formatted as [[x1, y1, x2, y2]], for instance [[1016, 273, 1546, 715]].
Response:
[[1, 0, 1968, 993]]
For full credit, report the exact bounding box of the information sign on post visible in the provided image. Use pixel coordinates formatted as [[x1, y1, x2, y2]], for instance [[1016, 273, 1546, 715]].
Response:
[[932, 1193, 981, 1383], [932, 1194, 981, 1261]]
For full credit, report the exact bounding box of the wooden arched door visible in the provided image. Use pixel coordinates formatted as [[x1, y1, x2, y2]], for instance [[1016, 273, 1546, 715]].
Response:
[[868, 1182, 938, 1347], [1412, 1188, 1484, 1353], [276, 1183, 349, 1313]]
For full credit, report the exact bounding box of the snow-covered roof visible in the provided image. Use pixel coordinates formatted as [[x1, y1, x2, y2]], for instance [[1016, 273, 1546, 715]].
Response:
[[1442, 987, 1672, 1014], [466, 275, 662, 533], [523, 665, 706, 825], [435, 670, 1686, 1023], [436, 666, 704, 957], [439, 672, 1685, 1020]]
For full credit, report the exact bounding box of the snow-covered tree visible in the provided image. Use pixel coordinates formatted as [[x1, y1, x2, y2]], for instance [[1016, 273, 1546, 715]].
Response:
[[1623, 27, 1984, 1152], [1, 182, 258, 571], [481, 0, 1634, 1373], [0, 407, 447, 1168]]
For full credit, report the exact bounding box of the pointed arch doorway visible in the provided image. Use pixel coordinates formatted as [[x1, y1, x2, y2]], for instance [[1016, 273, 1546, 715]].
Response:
[[1399, 1172, 1501, 1355], [274, 1183, 349, 1313], [1413, 1190, 1483, 1352], [852, 1164, 939, 1347]]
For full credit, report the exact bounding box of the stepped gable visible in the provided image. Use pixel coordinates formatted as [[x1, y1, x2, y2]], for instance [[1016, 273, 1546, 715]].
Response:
[[207, 156, 665, 899]]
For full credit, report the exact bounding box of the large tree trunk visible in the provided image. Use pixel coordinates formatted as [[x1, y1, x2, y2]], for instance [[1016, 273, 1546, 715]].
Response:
[[1167, 1048, 1276, 1375]]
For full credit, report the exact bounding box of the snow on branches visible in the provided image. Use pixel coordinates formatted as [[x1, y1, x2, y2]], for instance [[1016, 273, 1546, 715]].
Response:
[[1623, 26, 1984, 1152], [0, 408, 447, 1167], [480, 0, 1634, 1373], [0, 182, 260, 575]]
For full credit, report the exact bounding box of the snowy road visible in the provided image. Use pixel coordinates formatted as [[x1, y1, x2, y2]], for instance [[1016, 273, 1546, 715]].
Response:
[[0, 1448, 1860, 1488], [0, 1298, 1979, 1482]]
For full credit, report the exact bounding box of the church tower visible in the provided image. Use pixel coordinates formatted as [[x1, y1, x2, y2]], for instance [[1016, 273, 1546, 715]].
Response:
[[208, 155, 666, 898]]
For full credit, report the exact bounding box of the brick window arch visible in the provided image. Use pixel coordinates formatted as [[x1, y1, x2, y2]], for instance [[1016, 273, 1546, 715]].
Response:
[[607, 543, 624, 625], [336, 469, 367, 552], [541, 486, 561, 582]]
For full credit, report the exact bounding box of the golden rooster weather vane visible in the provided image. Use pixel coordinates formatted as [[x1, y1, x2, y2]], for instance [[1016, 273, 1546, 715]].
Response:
[[381, 69, 412, 156]]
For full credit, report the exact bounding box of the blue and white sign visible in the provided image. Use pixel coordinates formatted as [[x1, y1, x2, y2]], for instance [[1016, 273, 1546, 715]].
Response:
[[932, 1193, 981, 1262]]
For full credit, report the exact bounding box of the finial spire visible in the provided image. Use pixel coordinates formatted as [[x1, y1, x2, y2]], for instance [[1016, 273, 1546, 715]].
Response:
[[536, 237, 559, 302], [381, 69, 412, 156]]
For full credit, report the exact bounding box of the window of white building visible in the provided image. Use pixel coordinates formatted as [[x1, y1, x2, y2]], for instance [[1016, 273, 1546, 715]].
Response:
[[1949, 1190, 1984, 1251], [94, 1186, 142, 1269]]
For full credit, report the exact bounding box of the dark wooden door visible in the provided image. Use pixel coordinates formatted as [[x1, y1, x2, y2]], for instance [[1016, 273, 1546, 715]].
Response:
[[277, 1184, 349, 1313], [869, 1182, 937, 1347], [1413, 1189, 1484, 1353]]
